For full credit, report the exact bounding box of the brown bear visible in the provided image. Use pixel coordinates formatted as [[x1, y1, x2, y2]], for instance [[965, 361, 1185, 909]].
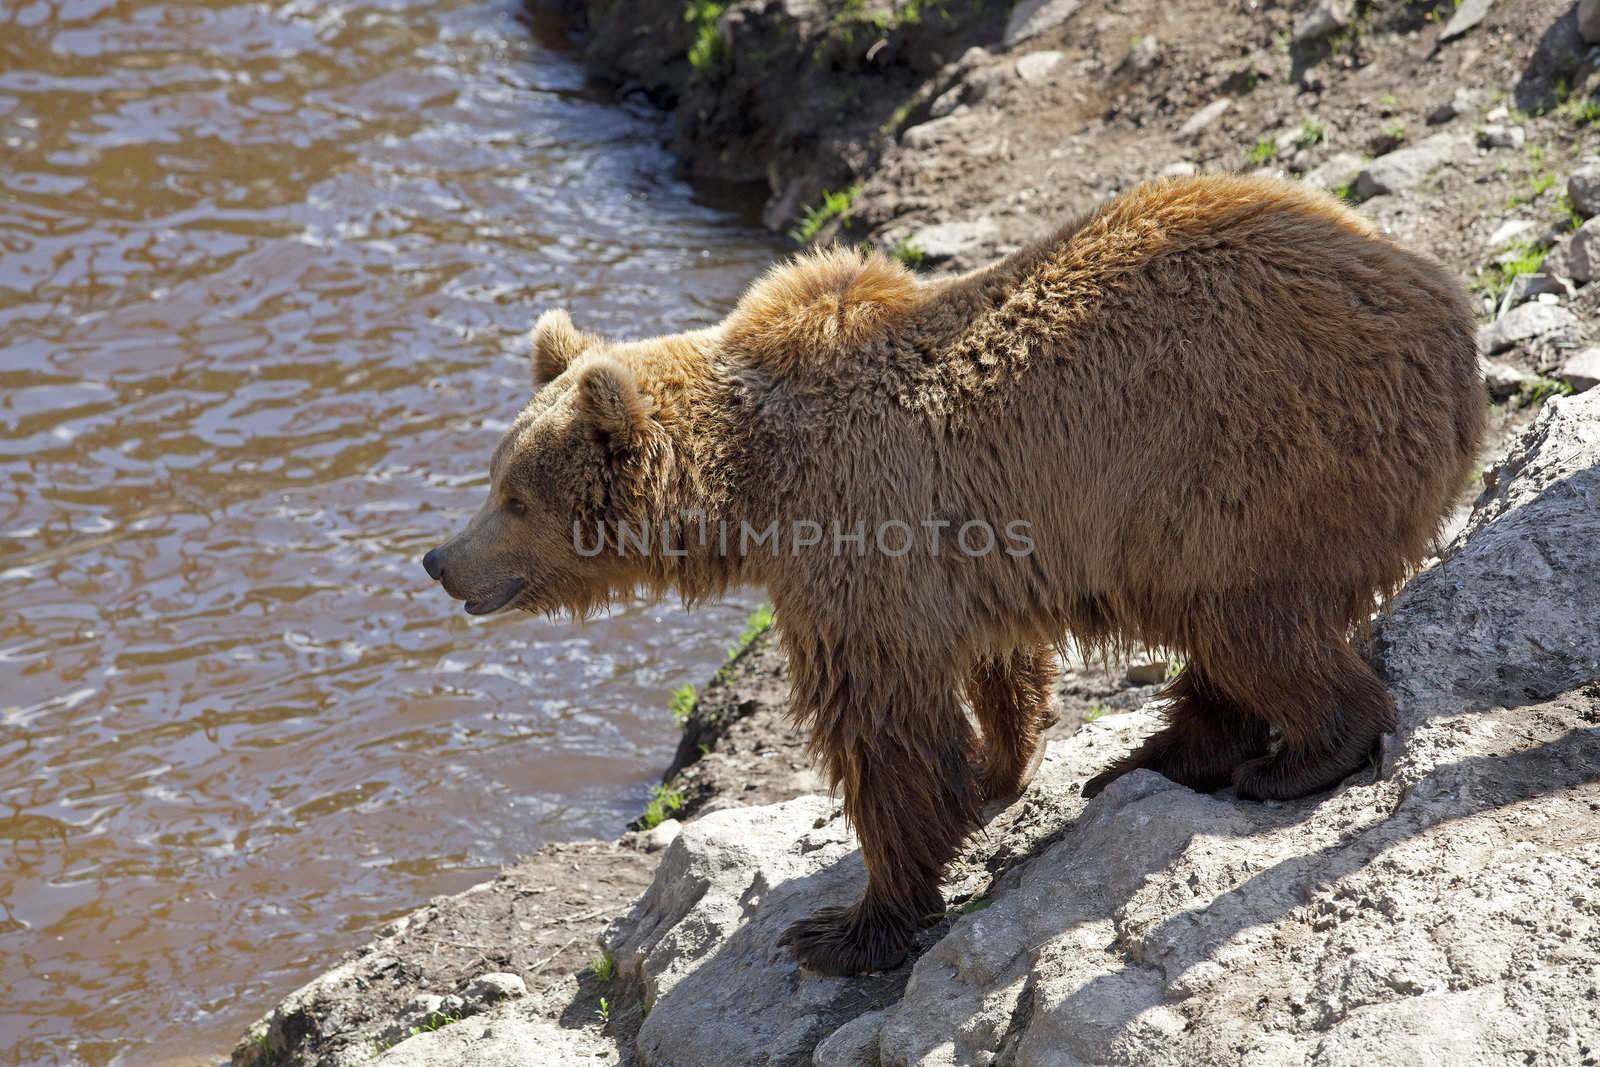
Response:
[[421, 175, 1485, 976]]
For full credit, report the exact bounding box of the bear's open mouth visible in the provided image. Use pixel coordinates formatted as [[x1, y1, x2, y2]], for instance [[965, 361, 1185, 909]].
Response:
[[463, 577, 527, 616]]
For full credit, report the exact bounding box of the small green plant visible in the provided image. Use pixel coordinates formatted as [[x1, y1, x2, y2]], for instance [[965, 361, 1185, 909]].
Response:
[[944, 896, 993, 918], [669, 683, 697, 723], [1296, 118, 1327, 151], [1165, 657, 1186, 681], [589, 953, 616, 983], [1379, 92, 1398, 111], [891, 236, 926, 268], [409, 1011, 460, 1037], [1083, 704, 1109, 723], [1381, 119, 1406, 144], [685, 1, 729, 76], [251, 1031, 281, 1065], [1331, 179, 1357, 203], [1560, 95, 1600, 126], [728, 604, 775, 660], [1558, 192, 1584, 230], [884, 99, 915, 135], [788, 184, 861, 245], [597, 997, 611, 1024], [1529, 172, 1557, 199], [1476, 242, 1548, 300], [1247, 138, 1278, 166], [640, 783, 685, 830], [1519, 377, 1574, 408]]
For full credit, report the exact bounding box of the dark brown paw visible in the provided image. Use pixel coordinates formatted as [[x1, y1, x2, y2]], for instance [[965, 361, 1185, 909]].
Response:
[[1231, 746, 1363, 801], [978, 739, 1046, 819], [779, 904, 912, 976]]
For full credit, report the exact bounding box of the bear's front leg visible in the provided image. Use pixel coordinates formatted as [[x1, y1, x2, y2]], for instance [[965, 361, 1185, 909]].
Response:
[[779, 646, 979, 975]]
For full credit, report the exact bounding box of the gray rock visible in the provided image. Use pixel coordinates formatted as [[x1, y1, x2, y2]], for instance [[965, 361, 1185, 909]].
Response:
[[1293, 0, 1353, 43], [1487, 218, 1535, 247], [1563, 216, 1600, 282], [1498, 272, 1570, 314], [1124, 661, 1169, 685], [900, 114, 969, 150], [1354, 133, 1465, 198], [1159, 160, 1199, 178], [1432, 86, 1486, 124], [812, 1009, 887, 1067], [1568, 165, 1600, 219], [1476, 123, 1525, 150], [1303, 151, 1363, 194], [604, 797, 901, 1067], [1559, 347, 1600, 391], [1003, 0, 1082, 46], [1014, 50, 1064, 85], [379, 1012, 619, 1067], [928, 84, 965, 119], [639, 817, 682, 853], [1477, 301, 1581, 354], [1176, 97, 1231, 142], [1581, 0, 1600, 45], [1440, 0, 1495, 43], [465, 973, 527, 1004], [1121, 34, 1160, 74], [1478, 357, 1537, 400], [908, 218, 1000, 262]]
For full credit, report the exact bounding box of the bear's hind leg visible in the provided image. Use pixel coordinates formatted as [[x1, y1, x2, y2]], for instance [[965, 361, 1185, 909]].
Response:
[[966, 645, 1057, 814], [1225, 639, 1394, 801], [1081, 665, 1271, 798]]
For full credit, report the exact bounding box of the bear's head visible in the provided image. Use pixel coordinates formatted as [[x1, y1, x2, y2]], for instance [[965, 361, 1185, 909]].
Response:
[[421, 309, 673, 619]]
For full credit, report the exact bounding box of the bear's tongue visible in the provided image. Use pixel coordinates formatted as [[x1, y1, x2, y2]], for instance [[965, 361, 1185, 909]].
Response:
[[464, 577, 527, 616]]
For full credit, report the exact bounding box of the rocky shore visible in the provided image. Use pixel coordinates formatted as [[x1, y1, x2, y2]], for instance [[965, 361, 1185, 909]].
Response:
[[233, 2, 1600, 1064]]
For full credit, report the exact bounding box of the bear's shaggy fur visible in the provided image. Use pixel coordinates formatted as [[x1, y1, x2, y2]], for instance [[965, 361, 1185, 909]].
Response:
[[423, 176, 1485, 976]]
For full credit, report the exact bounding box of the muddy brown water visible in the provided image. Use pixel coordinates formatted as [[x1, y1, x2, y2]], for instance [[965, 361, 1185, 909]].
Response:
[[0, 2, 777, 1062]]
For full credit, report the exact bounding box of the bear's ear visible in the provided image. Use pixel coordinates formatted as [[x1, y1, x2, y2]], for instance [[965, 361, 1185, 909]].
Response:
[[531, 309, 598, 387], [723, 245, 922, 372], [575, 357, 653, 444]]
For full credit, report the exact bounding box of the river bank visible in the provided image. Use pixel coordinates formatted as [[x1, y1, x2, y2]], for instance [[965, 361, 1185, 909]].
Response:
[[231, 2, 1600, 1064]]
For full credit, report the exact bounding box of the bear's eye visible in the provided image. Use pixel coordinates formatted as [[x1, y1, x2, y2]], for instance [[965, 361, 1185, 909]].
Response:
[[504, 498, 528, 517]]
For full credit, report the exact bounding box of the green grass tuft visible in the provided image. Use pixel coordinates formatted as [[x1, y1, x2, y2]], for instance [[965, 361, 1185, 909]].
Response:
[[669, 683, 697, 723], [1296, 118, 1327, 151], [685, 1, 728, 76], [640, 783, 686, 830], [788, 185, 861, 245], [589, 953, 616, 983], [1560, 95, 1600, 126], [1476, 242, 1548, 301], [1247, 138, 1277, 166], [728, 604, 775, 660], [890, 236, 926, 268], [409, 1011, 461, 1037], [1518, 377, 1574, 408], [1083, 704, 1109, 723]]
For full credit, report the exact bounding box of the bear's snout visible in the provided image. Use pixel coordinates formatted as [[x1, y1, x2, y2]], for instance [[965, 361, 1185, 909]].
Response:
[[421, 547, 444, 582]]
